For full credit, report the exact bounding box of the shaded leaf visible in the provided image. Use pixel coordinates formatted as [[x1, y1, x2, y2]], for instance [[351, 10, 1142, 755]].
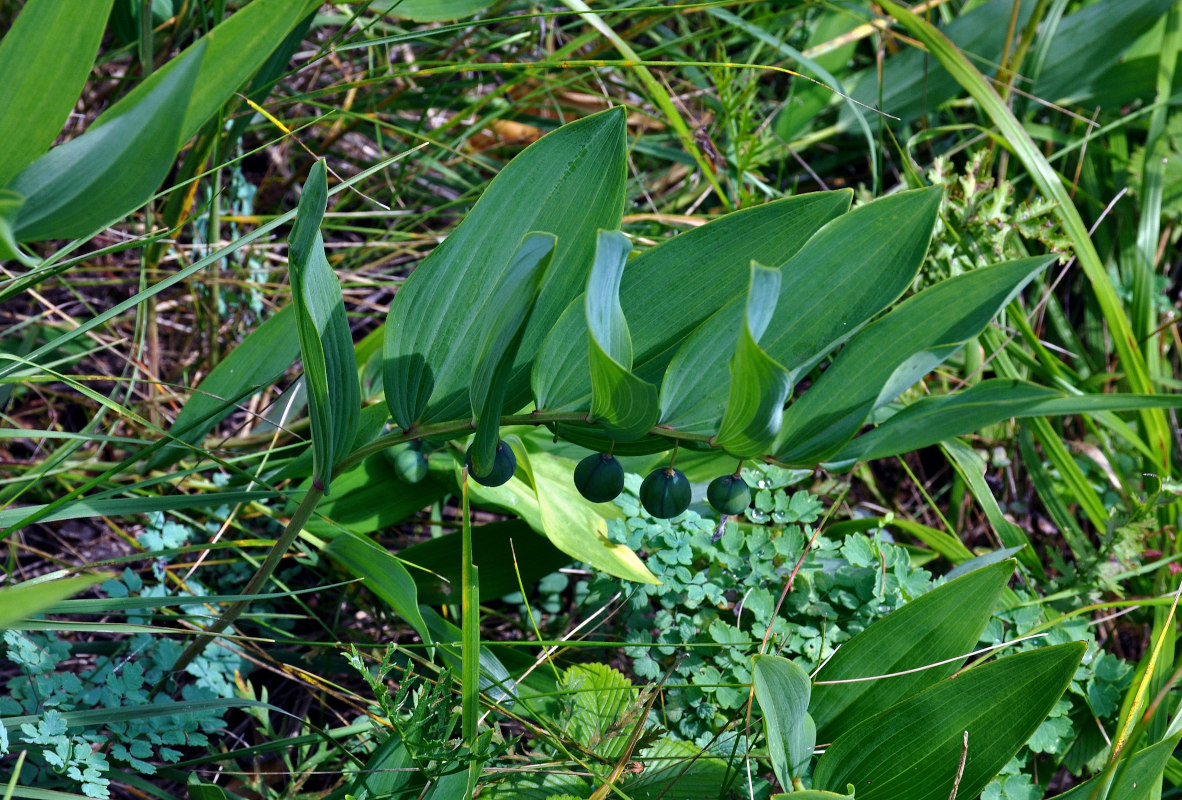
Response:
[[811, 560, 1014, 742], [468, 233, 555, 474], [586, 231, 658, 440], [287, 160, 360, 493], [0, 0, 114, 187], [713, 264, 791, 456], [149, 305, 301, 470], [814, 643, 1085, 800], [11, 41, 203, 241], [833, 379, 1182, 463], [384, 108, 626, 429], [323, 532, 432, 647], [777, 257, 1052, 465]]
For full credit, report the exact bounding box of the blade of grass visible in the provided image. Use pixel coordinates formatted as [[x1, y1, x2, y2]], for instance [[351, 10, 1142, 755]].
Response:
[[879, 0, 1171, 472]]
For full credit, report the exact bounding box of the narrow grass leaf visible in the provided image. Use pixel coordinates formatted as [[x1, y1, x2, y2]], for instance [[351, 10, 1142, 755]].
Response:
[[0, 576, 108, 631], [811, 560, 1014, 741], [586, 231, 658, 440], [10, 41, 203, 241], [0, 0, 114, 187], [813, 643, 1085, 800], [384, 108, 626, 429], [148, 305, 300, 470], [777, 257, 1052, 465], [713, 265, 791, 457], [879, 0, 1170, 470], [288, 159, 360, 493], [1018, 423, 1092, 560], [941, 438, 1045, 577], [376, 0, 496, 20], [753, 655, 814, 788], [468, 233, 555, 474], [832, 379, 1182, 463]]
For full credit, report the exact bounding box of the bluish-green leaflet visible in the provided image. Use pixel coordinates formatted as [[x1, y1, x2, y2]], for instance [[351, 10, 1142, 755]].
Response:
[[586, 231, 659, 440], [468, 232, 555, 475], [713, 264, 792, 457]]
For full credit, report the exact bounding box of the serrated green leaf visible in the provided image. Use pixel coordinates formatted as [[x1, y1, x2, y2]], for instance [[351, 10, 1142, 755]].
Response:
[[468, 233, 555, 474], [777, 257, 1052, 465], [384, 108, 626, 429], [753, 655, 814, 787], [10, 40, 202, 241], [0, 0, 114, 187], [287, 160, 360, 493], [814, 643, 1085, 800], [586, 231, 659, 440], [811, 560, 1014, 742], [625, 737, 733, 799], [713, 264, 792, 457]]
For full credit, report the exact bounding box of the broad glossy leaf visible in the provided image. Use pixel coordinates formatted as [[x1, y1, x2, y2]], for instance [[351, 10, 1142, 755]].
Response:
[[814, 643, 1085, 800], [384, 108, 626, 429], [832, 379, 1182, 462], [753, 655, 814, 787], [469, 233, 555, 473], [0, 575, 108, 631], [533, 190, 852, 415], [287, 160, 360, 493], [0, 0, 114, 187], [713, 264, 792, 457], [1051, 735, 1181, 800], [811, 560, 1014, 741], [149, 305, 301, 470], [10, 41, 202, 241], [658, 187, 940, 438], [323, 532, 431, 647], [777, 257, 1052, 465], [586, 231, 658, 440], [91, 0, 312, 145]]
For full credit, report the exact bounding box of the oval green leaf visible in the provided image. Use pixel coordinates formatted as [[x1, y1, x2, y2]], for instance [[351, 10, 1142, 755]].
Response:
[[753, 655, 815, 788]]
